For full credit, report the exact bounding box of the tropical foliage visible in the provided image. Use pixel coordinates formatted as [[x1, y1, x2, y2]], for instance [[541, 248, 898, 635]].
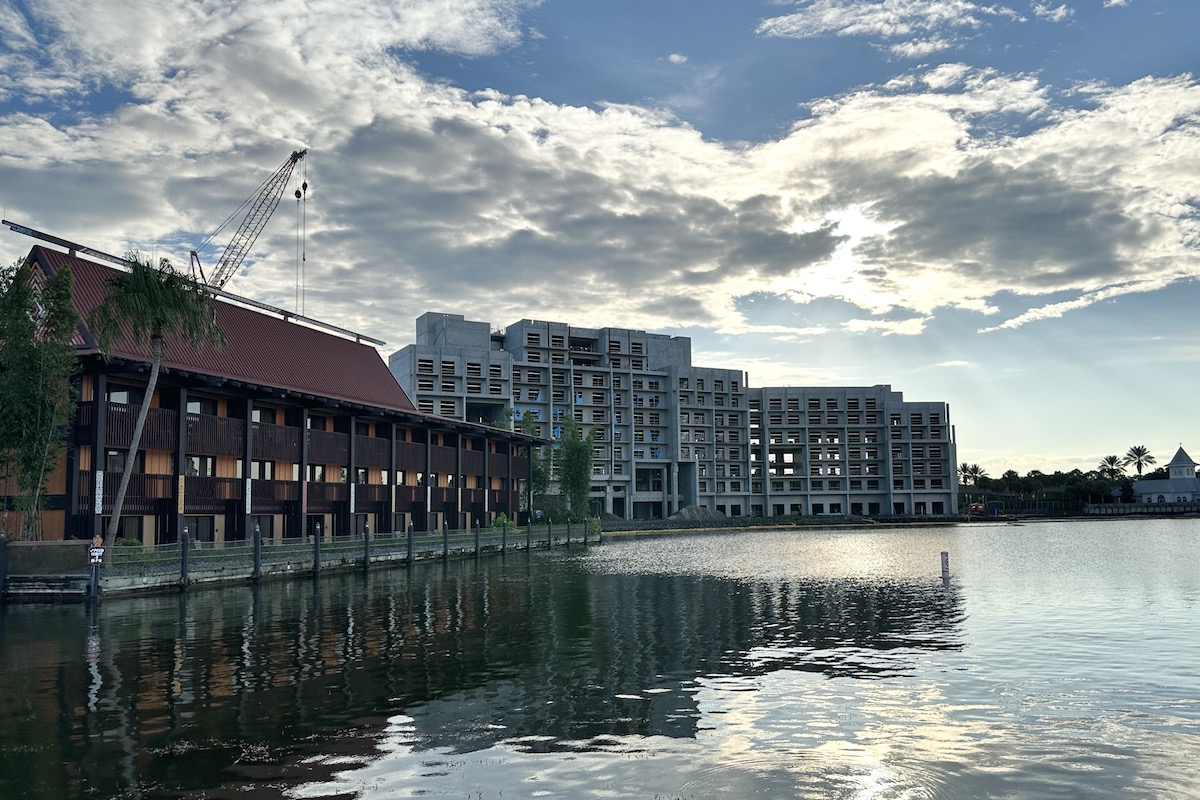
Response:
[[1097, 455, 1124, 481], [88, 253, 224, 543], [0, 258, 80, 538], [958, 463, 987, 486], [1121, 445, 1155, 476], [519, 413, 596, 522]]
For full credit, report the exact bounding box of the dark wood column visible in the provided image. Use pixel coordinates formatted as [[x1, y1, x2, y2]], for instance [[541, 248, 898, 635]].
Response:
[[89, 373, 107, 540], [298, 408, 309, 540], [386, 421, 397, 533], [347, 415, 357, 536], [243, 398, 254, 541], [173, 387, 188, 544]]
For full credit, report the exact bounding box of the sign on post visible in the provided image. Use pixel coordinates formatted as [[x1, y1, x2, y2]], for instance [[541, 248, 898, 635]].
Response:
[[89, 536, 105, 565]]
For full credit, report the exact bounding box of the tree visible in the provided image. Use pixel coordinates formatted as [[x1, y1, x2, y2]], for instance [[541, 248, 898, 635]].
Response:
[[1122, 445, 1156, 477], [557, 415, 597, 521], [966, 464, 987, 485], [958, 462, 972, 485], [1097, 455, 1124, 482], [518, 414, 550, 515], [88, 253, 224, 543], [0, 258, 81, 538]]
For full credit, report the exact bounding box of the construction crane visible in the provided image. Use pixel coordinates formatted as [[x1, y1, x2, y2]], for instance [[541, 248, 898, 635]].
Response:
[[190, 149, 307, 290]]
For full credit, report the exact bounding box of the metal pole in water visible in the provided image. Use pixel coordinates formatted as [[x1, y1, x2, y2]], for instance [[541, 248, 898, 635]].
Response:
[[940, 551, 950, 584], [253, 522, 262, 582], [313, 521, 322, 579], [406, 522, 413, 564], [180, 526, 190, 588], [363, 521, 370, 570]]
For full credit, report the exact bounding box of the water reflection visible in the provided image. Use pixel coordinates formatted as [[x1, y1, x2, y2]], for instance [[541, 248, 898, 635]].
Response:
[[4, 523, 1197, 798], [0, 535, 963, 798]]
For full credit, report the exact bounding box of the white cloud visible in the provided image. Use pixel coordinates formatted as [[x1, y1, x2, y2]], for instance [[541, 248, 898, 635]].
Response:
[[0, 1, 1197, 359], [757, 0, 1022, 56], [1031, 3, 1073, 22], [668, 53, 688, 64]]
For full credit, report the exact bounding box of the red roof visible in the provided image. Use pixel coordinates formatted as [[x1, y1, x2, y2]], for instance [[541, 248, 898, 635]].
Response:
[[31, 246, 417, 414]]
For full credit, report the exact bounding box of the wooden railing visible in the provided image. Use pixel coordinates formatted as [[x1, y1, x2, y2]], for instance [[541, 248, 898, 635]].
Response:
[[307, 482, 348, 512], [250, 479, 301, 513], [105, 403, 177, 451], [308, 429, 348, 464], [77, 471, 174, 516], [430, 445, 457, 473], [396, 440, 426, 470], [187, 413, 245, 456], [355, 435, 390, 467], [184, 476, 242, 514], [253, 423, 301, 461]]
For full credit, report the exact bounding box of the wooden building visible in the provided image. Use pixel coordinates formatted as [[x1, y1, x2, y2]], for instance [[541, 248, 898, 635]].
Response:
[[7, 246, 535, 543]]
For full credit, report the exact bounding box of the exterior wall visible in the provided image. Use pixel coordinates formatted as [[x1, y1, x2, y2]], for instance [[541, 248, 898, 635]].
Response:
[[749, 386, 958, 517], [5, 365, 531, 542], [391, 313, 958, 520]]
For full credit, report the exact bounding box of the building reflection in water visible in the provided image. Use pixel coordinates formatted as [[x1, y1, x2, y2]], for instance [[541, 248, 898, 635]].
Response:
[[0, 533, 964, 798]]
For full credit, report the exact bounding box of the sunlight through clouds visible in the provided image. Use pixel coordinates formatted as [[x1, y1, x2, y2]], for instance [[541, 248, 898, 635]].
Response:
[[1, 0, 1199, 471]]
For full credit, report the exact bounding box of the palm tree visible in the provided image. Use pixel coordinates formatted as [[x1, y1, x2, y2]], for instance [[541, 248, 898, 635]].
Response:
[[967, 464, 987, 485], [1122, 445, 1156, 477], [1097, 455, 1124, 482], [958, 462, 972, 486], [89, 253, 224, 543]]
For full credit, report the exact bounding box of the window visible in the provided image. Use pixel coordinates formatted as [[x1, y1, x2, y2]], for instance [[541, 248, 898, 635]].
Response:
[[417, 358, 434, 374], [187, 397, 218, 416], [185, 455, 215, 477], [105, 449, 144, 474], [252, 407, 276, 424], [250, 460, 274, 480], [106, 384, 145, 406]]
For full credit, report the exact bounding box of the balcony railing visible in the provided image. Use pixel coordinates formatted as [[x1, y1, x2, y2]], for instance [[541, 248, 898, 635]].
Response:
[[106, 403, 177, 451], [187, 413, 245, 456], [308, 429, 349, 464], [355, 435, 390, 467], [184, 476, 243, 514], [254, 423, 301, 461], [250, 479, 301, 514]]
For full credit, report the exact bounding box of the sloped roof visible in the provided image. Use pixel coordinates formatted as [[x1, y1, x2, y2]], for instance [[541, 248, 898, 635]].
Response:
[[31, 245, 417, 414], [1165, 447, 1196, 469]]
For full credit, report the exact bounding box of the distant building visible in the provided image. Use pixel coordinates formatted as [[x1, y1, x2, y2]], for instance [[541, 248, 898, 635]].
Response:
[[390, 312, 958, 520], [1131, 447, 1200, 504]]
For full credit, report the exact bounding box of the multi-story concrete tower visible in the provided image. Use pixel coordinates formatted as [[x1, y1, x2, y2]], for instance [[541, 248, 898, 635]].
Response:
[[390, 312, 957, 519]]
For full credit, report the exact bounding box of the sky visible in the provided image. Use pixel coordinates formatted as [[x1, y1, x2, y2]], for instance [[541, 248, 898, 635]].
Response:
[[1, 0, 1198, 477]]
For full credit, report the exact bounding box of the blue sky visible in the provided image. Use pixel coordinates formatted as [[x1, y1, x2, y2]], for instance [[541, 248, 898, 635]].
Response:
[[1, 0, 1198, 475]]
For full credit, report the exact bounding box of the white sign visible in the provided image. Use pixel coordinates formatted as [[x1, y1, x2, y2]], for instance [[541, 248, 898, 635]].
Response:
[[94, 471, 104, 514], [89, 547, 104, 565]]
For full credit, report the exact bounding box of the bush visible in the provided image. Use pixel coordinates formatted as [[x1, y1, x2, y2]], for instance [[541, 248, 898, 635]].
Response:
[[114, 537, 143, 549]]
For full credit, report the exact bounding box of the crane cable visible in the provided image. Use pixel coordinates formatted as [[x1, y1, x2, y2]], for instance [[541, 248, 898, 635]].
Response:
[[294, 159, 309, 315]]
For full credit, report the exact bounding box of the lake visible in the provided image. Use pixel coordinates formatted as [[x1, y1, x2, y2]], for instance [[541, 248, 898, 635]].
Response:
[[1, 519, 1198, 799]]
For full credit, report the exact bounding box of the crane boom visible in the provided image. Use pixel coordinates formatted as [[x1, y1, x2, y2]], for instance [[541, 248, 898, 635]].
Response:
[[191, 149, 307, 290]]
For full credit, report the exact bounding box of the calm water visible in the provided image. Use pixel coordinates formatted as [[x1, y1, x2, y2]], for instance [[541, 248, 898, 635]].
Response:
[[1, 519, 1198, 799]]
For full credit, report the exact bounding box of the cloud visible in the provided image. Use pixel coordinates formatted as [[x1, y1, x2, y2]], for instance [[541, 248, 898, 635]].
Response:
[[0, 1, 1198, 356], [1031, 3, 1073, 22], [668, 53, 688, 64], [756, 0, 1022, 56]]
